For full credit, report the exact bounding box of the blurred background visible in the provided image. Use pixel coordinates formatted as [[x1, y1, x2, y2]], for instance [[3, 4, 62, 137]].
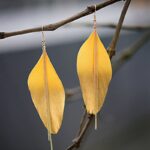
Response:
[[0, 0, 150, 150]]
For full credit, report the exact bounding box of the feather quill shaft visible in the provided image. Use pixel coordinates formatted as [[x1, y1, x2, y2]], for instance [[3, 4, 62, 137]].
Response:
[[43, 48, 53, 150], [77, 31, 112, 128], [93, 31, 99, 130]]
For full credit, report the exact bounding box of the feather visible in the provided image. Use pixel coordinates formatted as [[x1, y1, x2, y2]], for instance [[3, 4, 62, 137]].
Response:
[[28, 48, 65, 149], [77, 31, 112, 125]]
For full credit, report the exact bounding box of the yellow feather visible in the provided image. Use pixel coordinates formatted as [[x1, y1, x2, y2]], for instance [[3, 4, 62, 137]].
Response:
[[77, 31, 112, 115], [28, 49, 65, 134]]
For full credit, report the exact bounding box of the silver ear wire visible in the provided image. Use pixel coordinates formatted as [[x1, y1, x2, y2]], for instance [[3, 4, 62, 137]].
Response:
[[41, 26, 46, 50], [93, 5, 97, 30], [94, 4, 96, 13]]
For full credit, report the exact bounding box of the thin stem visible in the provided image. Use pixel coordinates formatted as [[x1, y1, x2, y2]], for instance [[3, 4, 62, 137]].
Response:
[[66, 115, 94, 150], [108, 0, 131, 58], [112, 31, 150, 73], [75, 110, 87, 137]]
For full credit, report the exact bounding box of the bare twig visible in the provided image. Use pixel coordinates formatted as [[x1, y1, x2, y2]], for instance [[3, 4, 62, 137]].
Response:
[[65, 0, 132, 149], [66, 114, 94, 150], [65, 23, 150, 31], [112, 31, 150, 73], [74, 110, 87, 139], [65, 87, 80, 99], [0, 0, 122, 39], [108, 0, 131, 58]]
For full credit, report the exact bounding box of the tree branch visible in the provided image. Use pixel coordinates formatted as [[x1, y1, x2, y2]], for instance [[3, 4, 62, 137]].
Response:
[[0, 0, 122, 39], [108, 0, 131, 58], [66, 114, 94, 150], [112, 31, 150, 73], [65, 87, 81, 99]]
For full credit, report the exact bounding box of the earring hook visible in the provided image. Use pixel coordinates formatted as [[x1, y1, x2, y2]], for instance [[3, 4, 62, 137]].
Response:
[[41, 26, 46, 50], [94, 4, 96, 15], [93, 5, 97, 30]]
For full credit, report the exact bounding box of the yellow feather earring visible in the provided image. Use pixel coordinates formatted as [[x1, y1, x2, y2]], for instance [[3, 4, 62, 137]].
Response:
[[27, 27, 65, 150], [77, 5, 112, 130]]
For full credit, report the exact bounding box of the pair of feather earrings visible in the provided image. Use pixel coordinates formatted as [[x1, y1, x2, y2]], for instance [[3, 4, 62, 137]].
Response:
[[27, 6, 112, 150]]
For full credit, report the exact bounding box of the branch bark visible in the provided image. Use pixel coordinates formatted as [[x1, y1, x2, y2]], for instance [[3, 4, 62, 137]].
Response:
[[66, 114, 93, 150], [112, 31, 150, 73], [0, 0, 122, 39], [108, 0, 131, 58]]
